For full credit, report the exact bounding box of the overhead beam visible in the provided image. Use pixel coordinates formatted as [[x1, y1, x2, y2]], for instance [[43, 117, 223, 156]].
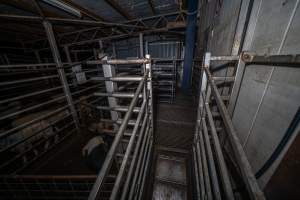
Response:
[[104, 0, 134, 20], [27, 11, 186, 49], [2, 0, 67, 19], [0, 11, 186, 50], [0, 14, 145, 29]]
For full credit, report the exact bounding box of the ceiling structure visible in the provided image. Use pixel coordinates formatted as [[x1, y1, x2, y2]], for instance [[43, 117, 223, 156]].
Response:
[[0, 0, 187, 50]]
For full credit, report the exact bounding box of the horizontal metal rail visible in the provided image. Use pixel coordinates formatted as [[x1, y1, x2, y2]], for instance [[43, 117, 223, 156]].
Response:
[[91, 76, 143, 82], [86, 58, 150, 65], [193, 52, 266, 200], [87, 56, 154, 200], [0, 86, 63, 105], [94, 92, 142, 98], [0, 74, 59, 86], [96, 106, 141, 113], [88, 72, 148, 200], [0, 95, 66, 122]]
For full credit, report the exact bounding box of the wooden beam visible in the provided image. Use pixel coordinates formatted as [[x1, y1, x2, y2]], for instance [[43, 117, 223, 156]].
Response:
[[104, 0, 134, 20]]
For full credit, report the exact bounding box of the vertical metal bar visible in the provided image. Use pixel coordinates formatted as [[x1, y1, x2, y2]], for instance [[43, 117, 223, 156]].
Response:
[[102, 56, 119, 130], [88, 75, 146, 200], [99, 40, 104, 53], [202, 119, 222, 200], [139, 33, 144, 58], [109, 101, 146, 200], [195, 137, 206, 199], [205, 103, 235, 199], [145, 54, 154, 134], [198, 123, 213, 200], [133, 127, 152, 200], [120, 111, 149, 200], [192, 146, 201, 200], [137, 136, 153, 199], [228, 56, 246, 116], [205, 67, 265, 200], [64, 46, 72, 63], [43, 20, 80, 131], [128, 124, 151, 200], [145, 41, 149, 55], [193, 53, 211, 200], [112, 42, 117, 58], [197, 53, 211, 134]]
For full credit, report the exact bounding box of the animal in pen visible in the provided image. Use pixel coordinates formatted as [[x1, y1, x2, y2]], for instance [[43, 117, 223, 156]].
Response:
[[0, 109, 70, 164]]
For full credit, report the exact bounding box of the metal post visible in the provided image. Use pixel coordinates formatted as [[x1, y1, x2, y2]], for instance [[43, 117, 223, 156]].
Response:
[[228, 55, 246, 116], [43, 20, 80, 131], [126, 121, 150, 200], [99, 40, 104, 53], [102, 56, 119, 130], [139, 33, 144, 58], [205, 103, 234, 199], [202, 120, 222, 200], [64, 46, 72, 63], [145, 54, 154, 135], [181, 0, 198, 91], [192, 146, 201, 200], [88, 75, 146, 200], [204, 67, 265, 200], [112, 42, 117, 58]]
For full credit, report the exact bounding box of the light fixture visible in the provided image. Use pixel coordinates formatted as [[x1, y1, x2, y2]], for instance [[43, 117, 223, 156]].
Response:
[[41, 0, 81, 17]]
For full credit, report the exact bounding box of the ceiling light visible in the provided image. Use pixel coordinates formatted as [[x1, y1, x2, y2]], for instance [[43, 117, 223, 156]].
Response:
[[41, 0, 81, 17]]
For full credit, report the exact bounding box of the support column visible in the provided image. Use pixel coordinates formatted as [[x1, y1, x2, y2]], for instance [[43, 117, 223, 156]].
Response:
[[112, 42, 117, 58], [139, 33, 144, 58], [181, 0, 198, 92], [43, 20, 80, 131], [145, 54, 154, 134], [102, 56, 119, 129], [64, 46, 72, 63], [99, 40, 104, 53]]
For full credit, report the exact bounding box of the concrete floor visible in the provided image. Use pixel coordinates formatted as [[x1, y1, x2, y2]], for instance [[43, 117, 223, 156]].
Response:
[[154, 91, 197, 150], [22, 132, 96, 175], [150, 90, 197, 200]]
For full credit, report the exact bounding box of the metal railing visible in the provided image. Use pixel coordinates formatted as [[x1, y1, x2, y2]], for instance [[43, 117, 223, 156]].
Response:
[[0, 56, 154, 199], [193, 52, 266, 200], [88, 56, 154, 200], [0, 175, 98, 200]]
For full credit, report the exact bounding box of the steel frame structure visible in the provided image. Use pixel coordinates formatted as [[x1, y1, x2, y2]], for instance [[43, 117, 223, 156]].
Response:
[[193, 52, 266, 200], [0, 11, 187, 50], [0, 55, 154, 199], [88, 55, 154, 200], [193, 51, 300, 199]]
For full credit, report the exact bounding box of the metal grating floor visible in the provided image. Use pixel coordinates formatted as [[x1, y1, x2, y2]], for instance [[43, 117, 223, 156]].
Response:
[[152, 154, 187, 200]]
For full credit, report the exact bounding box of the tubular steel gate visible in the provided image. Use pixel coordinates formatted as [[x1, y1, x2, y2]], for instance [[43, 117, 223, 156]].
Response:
[[193, 52, 266, 200], [87, 56, 154, 200], [0, 56, 154, 200], [193, 51, 300, 200]]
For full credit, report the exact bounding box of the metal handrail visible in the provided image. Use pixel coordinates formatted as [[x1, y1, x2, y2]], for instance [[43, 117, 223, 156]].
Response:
[[88, 56, 154, 200], [193, 52, 266, 200]]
